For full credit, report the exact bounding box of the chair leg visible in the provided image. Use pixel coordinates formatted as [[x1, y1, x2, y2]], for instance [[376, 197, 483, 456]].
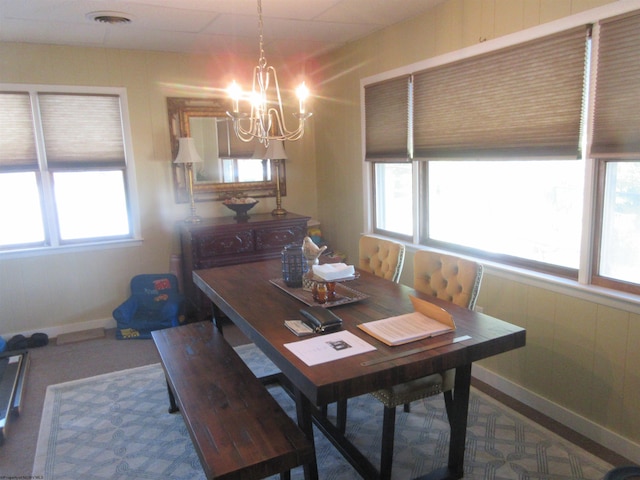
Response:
[[403, 402, 411, 413], [212, 304, 224, 334], [380, 405, 396, 480], [336, 399, 347, 434], [280, 471, 291, 480]]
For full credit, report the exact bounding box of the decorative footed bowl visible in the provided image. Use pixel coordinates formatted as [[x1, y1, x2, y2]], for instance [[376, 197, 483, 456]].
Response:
[[223, 200, 258, 220]]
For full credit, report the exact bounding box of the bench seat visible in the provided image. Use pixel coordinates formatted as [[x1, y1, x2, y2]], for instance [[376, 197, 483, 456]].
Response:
[[152, 321, 314, 480]]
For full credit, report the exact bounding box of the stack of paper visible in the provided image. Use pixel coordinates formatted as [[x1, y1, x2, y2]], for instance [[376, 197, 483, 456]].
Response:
[[312, 263, 355, 281], [358, 296, 455, 346]]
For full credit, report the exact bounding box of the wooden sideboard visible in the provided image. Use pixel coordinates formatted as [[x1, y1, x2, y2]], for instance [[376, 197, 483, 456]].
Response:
[[179, 212, 310, 318]]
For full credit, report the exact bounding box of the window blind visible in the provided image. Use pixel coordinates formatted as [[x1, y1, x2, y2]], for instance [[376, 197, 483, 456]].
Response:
[[413, 26, 588, 159], [0, 92, 38, 172], [38, 93, 126, 168], [217, 118, 258, 159], [591, 11, 640, 156], [365, 75, 411, 162]]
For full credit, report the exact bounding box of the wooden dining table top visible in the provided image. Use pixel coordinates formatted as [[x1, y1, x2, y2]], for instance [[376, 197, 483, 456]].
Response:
[[193, 258, 526, 407]]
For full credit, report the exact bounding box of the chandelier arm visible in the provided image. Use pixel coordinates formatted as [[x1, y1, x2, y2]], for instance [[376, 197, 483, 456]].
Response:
[[268, 66, 287, 126], [233, 119, 261, 143], [266, 107, 307, 137]]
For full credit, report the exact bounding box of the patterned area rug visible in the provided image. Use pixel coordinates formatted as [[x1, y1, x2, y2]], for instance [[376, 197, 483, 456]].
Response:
[[33, 344, 612, 480]]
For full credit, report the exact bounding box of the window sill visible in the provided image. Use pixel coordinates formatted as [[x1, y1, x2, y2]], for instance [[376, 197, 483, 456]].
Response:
[[0, 238, 144, 260], [403, 244, 640, 315]]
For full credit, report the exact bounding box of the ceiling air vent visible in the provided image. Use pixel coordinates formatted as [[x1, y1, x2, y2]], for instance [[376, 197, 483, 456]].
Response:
[[86, 11, 133, 24]]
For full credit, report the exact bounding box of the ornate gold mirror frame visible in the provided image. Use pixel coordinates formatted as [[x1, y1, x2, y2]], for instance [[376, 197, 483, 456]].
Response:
[[167, 97, 285, 203]]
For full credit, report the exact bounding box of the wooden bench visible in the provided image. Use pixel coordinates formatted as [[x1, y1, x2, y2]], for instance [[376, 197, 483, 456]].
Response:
[[152, 321, 315, 480]]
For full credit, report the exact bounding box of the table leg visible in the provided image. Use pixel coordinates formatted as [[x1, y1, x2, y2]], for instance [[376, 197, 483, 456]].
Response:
[[294, 387, 319, 480], [165, 380, 179, 413], [447, 364, 472, 478]]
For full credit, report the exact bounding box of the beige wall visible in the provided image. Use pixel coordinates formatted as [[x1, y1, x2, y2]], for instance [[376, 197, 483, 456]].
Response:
[[313, 0, 639, 458], [0, 43, 318, 336]]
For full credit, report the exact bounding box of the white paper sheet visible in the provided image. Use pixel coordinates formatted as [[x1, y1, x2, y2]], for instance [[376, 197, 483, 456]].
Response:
[[284, 330, 376, 366]]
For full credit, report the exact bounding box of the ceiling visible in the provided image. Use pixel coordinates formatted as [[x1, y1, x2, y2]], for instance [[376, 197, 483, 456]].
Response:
[[0, 0, 445, 59]]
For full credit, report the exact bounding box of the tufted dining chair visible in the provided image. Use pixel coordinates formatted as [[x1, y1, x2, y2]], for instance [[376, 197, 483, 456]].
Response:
[[413, 250, 483, 310], [331, 235, 405, 437], [367, 250, 483, 480], [358, 235, 405, 283]]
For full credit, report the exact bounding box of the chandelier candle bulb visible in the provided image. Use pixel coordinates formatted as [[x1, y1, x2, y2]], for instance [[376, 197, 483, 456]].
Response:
[[227, 81, 241, 113], [297, 83, 309, 114]]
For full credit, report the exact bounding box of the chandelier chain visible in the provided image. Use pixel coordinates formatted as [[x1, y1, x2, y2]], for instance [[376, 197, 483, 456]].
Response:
[[257, 0, 266, 69]]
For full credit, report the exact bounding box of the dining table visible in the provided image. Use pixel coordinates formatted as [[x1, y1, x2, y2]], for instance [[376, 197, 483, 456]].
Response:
[[193, 258, 526, 480]]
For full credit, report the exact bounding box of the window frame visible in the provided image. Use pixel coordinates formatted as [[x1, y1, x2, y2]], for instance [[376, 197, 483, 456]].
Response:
[[590, 158, 640, 294], [371, 162, 414, 243], [0, 84, 141, 257], [363, 2, 640, 299], [415, 159, 582, 280]]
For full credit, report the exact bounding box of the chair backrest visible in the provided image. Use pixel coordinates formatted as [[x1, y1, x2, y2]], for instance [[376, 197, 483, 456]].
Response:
[[358, 235, 405, 283], [130, 274, 179, 298], [413, 251, 483, 309]]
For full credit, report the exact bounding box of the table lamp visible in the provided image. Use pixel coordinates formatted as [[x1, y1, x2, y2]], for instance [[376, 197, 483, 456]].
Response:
[[264, 140, 288, 216], [174, 137, 204, 223]]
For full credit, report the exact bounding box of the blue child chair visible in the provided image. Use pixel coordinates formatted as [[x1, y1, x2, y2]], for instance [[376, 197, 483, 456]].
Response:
[[113, 274, 184, 339]]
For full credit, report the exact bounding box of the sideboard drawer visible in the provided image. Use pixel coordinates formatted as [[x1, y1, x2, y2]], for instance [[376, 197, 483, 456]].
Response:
[[193, 230, 255, 266], [255, 224, 307, 252]]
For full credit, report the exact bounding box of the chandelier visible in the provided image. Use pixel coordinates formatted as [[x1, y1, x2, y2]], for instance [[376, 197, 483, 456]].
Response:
[[226, 0, 312, 145]]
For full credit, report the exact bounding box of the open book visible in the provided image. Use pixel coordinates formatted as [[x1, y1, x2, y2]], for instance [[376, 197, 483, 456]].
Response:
[[358, 295, 455, 346]]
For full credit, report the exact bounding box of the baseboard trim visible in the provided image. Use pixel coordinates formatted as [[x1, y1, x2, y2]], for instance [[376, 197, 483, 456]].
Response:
[[7, 318, 117, 342], [473, 364, 640, 463]]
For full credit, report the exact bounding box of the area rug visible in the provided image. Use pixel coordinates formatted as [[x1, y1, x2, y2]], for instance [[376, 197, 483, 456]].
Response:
[[33, 345, 612, 480]]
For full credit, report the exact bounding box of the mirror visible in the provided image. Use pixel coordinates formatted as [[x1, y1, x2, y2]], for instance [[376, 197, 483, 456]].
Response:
[[167, 97, 285, 203]]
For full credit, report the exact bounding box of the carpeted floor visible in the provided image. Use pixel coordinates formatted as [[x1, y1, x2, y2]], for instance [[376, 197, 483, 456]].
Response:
[[32, 344, 613, 480]]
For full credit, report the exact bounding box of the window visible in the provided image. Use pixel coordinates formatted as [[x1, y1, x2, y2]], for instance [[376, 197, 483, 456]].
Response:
[[216, 117, 272, 183], [593, 160, 640, 291], [367, 9, 640, 295], [221, 158, 271, 183], [365, 76, 413, 239], [589, 12, 640, 293], [425, 160, 584, 273], [0, 172, 45, 245], [0, 86, 137, 252], [374, 163, 413, 238]]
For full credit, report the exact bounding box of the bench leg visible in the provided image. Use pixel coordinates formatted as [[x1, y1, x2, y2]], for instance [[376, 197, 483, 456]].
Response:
[[165, 380, 179, 414], [294, 387, 319, 480]]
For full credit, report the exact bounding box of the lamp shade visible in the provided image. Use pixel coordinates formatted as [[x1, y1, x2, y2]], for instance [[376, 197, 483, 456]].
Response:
[[252, 142, 268, 159], [174, 137, 203, 164], [265, 140, 287, 160]]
